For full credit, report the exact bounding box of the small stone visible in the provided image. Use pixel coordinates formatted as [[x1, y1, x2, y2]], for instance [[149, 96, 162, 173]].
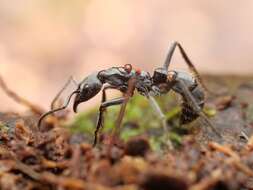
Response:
[[125, 137, 150, 157]]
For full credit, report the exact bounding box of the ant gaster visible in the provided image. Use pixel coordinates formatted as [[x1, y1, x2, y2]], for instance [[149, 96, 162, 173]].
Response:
[[38, 41, 221, 146]]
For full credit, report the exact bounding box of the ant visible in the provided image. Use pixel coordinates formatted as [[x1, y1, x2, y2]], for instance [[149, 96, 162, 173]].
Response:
[[38, 41, 222, 146]]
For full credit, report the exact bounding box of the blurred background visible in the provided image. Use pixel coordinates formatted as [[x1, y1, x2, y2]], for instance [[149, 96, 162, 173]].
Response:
[[0, 0, 253, 112]]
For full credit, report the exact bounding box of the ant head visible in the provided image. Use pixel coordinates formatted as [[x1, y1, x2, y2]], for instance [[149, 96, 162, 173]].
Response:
[[152, 68, 168, 84], [73, 74, 103, 112]]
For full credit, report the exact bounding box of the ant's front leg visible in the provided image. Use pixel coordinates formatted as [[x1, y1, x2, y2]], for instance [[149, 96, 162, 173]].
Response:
[[95, 85, 117, 137], [51, 76, 79, 110], [102, 85, 117, 105], [94, 97, 126, 147], [95, 79, 135, 147]]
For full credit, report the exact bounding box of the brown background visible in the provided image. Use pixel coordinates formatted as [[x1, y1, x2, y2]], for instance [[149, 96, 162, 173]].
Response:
[[0, 0, 253, 112]]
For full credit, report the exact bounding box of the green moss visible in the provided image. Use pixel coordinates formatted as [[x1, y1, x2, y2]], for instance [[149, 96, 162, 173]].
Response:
[[166, 106, 181, 120], [68, 93, 187, 149], [120, 128, 143, 142], [203, 107, 217, 117], [169, 132, 182, 147], [0, 122, 8, 132]]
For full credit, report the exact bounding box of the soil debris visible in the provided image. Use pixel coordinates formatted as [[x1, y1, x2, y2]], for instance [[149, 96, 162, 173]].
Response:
[[0, 75, 252, 189]]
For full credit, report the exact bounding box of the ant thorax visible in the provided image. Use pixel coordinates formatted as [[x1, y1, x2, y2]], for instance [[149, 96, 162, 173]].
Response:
[[97, 67, 133, 87], [134, 70, 153, 96]]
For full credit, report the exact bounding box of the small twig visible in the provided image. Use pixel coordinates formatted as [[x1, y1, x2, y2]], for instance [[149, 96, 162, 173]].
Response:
[[70, 144, 82, 178], [107, 77, 136, 149], [209, 142, 253, 177], [9, 150, 86, 189], [41, 158, 68, 169], [208, 142, 240, 161], [113, 77, 136, 137], [14, 158, 41, 180], [233, 160, 253, 177], [191, 143, 253, 190], [190, 169, 222, 190], [41, 172, 86, 189], [0, 75, 44, 115]]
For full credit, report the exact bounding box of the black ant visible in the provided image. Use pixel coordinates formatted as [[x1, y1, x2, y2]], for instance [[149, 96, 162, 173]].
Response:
[[38, 41, 222, 146]]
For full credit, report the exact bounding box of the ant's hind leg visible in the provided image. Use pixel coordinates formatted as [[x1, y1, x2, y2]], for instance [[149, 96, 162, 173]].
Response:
[[164, 42, 203, 85], [176, 43, 216, 96], [148, 96, 173, 150], [163, 41, 177, 70], [96, 85, 116, 129], [163, 42, 213, 95], [148, 96, 168, 133]]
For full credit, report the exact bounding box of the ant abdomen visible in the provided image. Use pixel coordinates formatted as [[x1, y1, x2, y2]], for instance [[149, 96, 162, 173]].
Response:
[[180, 85, 205, 124], [180, 101, 204, 124]]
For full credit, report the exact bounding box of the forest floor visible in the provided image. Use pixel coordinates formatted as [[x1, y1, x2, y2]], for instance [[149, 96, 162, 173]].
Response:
[[0, 75, 253, 190]]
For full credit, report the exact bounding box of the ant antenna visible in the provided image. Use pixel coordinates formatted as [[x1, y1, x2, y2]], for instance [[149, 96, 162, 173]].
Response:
[[38, 90, 79, 129]]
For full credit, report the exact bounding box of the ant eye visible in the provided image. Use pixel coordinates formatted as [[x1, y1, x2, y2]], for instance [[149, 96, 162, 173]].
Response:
[[124, 64, 132, 73]]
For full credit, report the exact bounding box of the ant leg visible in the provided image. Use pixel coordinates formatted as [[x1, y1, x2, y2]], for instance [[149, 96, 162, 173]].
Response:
[[114, 78, 136, 136], [51, 76, 79, 110], [163, 42, 213, 95], [94, 78, 136, 146], [163, 41, 203, 86], [102, 85, 117, 106], [97, 85, 116, 131], [148, 96, 167, 132], [176, 43, 207, 91], [176, 79, 222, 138], [93, 97, 125, 147], [148, 96, 173, 150], [176, 43, 215, 95], [163, 41, 177, 70]]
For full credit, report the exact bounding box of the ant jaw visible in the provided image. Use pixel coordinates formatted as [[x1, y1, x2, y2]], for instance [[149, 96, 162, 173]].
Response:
[[73, 94, 81, 113], [73, 102, 79, 113]]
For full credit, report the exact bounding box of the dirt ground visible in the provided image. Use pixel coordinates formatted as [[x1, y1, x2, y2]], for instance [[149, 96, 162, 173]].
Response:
[[0, 75, 253, 190]]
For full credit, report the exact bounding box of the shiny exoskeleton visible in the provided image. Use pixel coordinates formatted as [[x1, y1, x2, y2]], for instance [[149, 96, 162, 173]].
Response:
[[38, 41, 220, 146]]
